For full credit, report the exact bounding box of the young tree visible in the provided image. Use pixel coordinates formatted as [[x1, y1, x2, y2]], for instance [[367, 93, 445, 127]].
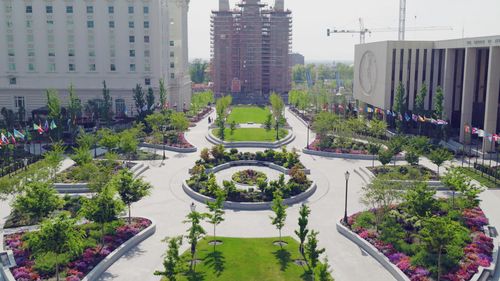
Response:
[[184, 208, 206, 271], [318, 256, 333, 281], [119, 130, 140, 161], [428, 148, 453, 176], [206, 190, 225, 249], [81, 185, 124, 245], [270, 191, 287, 247], [147, 87, 156, 114], [361, 177, 402, 228], [154, 236, 184, 281], [415, 83, 427, 115], [13, 182, 63, 222], [113, 169, 152, 224], [393, 82, 407, 132], [369, 119, 387, 139], [442, 167, 483, 209], [269, 93, 285, 140], [434, 86, 445, 120], [229, 121, 236, 136], [264, 114, 273, 131], [25, 214, 84, 281], [102, 81, 113, 125], [47, 89, 62, 139], [305, 230, 325, 273], [368, 143, 381, 167], [98, 128, 120, 152], [159, 79, 168, 109], [294, 204, 310, 258], [405, 148, 420, 166], [67, 84, 82, 133], [378, 149, 393, 166], [170, 112, 189, 133], [403, 182, 437, 217], [133, 84, 146, 118]]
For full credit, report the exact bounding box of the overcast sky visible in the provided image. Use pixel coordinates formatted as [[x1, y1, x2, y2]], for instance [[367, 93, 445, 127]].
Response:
[[188, 0, 500, 62]]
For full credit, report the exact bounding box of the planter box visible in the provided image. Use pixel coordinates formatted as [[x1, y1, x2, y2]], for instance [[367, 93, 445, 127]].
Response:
[[303, 148, 405, 161]]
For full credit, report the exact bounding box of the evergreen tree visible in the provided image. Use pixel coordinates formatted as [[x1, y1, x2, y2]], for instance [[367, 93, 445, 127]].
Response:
[[159, 79, 167, 109], [102, 81, 113, 125], [305, 230, 325, 272], [415, 83, 427, 115], [133, 84, 146, 118], [46, 89, 62, 139], [294, 204, 310, 258], [434, 86, 445, 119], [147, 87, 156, 114], [67, 84, 82, 134]]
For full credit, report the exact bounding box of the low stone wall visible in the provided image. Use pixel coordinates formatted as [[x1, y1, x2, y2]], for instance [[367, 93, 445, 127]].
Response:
[[336, 221, 411, 281], [203, 160, 311, 175], [139, 142, 197, 153], [0, 267, 15, 281], [360, 166, 446, 190], [81, 219, 156, 281], [54, 183, 91, 194], [206, 129, 295, 149], [183, 181, 317, 211], [303, 148, 405, 161]]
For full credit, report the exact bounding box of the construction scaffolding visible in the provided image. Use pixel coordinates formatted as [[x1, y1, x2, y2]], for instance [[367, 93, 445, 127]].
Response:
[[211, 0, 292, 100]]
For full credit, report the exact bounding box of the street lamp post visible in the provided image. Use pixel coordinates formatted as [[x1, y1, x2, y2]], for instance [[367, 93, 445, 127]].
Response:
[[161, 125, 166, 161], [343, 171, 350, 225], [93, 126, 98, 158], [306, 123, 310, 149]]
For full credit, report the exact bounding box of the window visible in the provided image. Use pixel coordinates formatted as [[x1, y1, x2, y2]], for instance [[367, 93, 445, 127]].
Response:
[[86, 6, 93, 14], [145, 64, 151, 72], [129, 36, 135, 43], [26, 6, 32, 13], [110, 64, 116, 71], [89, 64, 96, 71], [115, 99, 126, 117], [47, 20, 54, 26], [128, 21, 134, 28], [48, 51, 55, 57], [129, 64, 136, 72], [26, 20, 33, 28], [129, 50, 135, 57], [66, 6, 73, 13], [169, 41, 174, 46], [48, 34, 55, 42], [15, 97, 25, 109], [46, 6, 53, 14], [170, 73, 175, 79], [7, 35, 13, 42], [27, 35, 34, 42], [49, 63, 56, 72], [28, 50, 35, 57], [89, 50, 96, 57], [108, 6, 114, 14], [110, 49, 116, 57], [28, 63, 35, 71], [8, 50, 15, 57], [68, 35, 75, 42], [144, 50, 150, 57], [128, 6, 134, 14], [69, 64, 75, 72], [6, 21, 12, 28], [170, 62, 175, 68], [144, 36, 150, 43], [143, 6, 149, 14], [87, 21, 94, 28], [9, 77, 16, 85], [145, 78, 151, 86], [109, 21, 115, 28], [144, 21, 149, 28], [68, 49, 75, 57], [170, 51, 174, 58]]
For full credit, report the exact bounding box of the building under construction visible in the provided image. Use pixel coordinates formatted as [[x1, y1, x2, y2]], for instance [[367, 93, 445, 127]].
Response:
[[211, 0, 292, 102]]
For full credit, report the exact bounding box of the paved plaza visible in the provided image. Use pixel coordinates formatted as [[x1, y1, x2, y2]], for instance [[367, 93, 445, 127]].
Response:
[[2, 108, 500, 281]]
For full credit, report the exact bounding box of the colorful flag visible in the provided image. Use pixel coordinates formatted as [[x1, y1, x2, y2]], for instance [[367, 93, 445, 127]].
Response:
[[488, 135, 493, 142], [464, 125, 470, 133], [386, 110, 391, 116], [1, 133, 9, 144], [412, 114, 418, 122], [50, 120, 57, 130], [13, 129, 24, 139], [472, 127, 478, 135], [404, 113, 411, 122], [366, 107, 374, 113], [436, 119, 448, 125], [478, 130, 485, 137], [7, 132, 16, 144]]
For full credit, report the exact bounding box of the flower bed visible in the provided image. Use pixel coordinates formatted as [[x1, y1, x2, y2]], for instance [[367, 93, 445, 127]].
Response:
[[232, 169, 268, 185], [4, 218, 152, 281], [346, 206, 494, 281], [189, 106, 213, 123], [54, 160, 125, 184], [368, 165, 440, 181], [309, 136, 369, 155], [144, 132, 194, 149]]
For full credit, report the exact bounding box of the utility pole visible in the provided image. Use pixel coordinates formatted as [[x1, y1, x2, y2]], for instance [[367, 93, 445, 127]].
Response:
[[398, 0, 406, 40]]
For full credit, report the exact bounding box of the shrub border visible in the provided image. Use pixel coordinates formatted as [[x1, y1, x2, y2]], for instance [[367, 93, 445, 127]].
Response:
[[359, 166, 446, 190], [206, 128, 295, 148], [139, 142, 197, 153]]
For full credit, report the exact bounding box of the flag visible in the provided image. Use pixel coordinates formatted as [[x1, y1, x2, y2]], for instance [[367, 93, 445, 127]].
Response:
[[44, 120, 49, 132], [366, 107, 374, 113], [392, 112, 398, 117], [436, 119, 448, 125], [1, 133, 9, 144], [488, 135, 493, 142], [142, 105, 148, 111], [7, 132, 16, 144], [404, 112, 411, 122], [398, 113, 403, 121], [472, 127, 478, 135], [494, 134, 500, 143], [478, 129, 485, 137], [464, 125, 470, 133], [386, 110, 391, 116], [150, 103, 156, 111], [412, 114, 418, 122], [358, 107, 364, 112], [353, 107, 358, 112], [50, 120, 57, 130], [418, 116, 425, 122], [13, 129, 24, 139], [338, 104, 344, 110]]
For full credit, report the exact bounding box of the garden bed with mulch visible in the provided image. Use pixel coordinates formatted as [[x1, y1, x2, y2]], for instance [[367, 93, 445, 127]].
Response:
[[308, 135, 369, 155], [367, 165, 440, 181]]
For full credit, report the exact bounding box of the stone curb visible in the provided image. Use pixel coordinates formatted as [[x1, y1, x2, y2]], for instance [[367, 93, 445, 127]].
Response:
[[183, 181, 317, 211], [206, 129, 295, 149], [302, 148, 405, 161], [360, 166, 446, 189], [139, 142, 197, 153]]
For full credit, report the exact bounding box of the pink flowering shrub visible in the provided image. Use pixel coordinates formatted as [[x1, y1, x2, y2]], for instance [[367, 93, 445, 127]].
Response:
[[5, 218, 152, 281]]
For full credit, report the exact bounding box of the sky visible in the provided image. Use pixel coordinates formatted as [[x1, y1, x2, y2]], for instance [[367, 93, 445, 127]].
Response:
[[188, 0, 500, 62]]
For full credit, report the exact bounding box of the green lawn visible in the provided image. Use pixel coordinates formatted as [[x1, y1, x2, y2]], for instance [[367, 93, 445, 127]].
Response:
[[457, 167, 499, 189], [227, 106, 271, 124], [169, 237, 330, 281], [213, 128, 288, 142]]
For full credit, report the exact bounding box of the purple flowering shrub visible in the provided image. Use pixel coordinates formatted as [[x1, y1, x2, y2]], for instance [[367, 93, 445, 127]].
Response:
[[4, 217, 151, 281], [347, 206, 493, 281]]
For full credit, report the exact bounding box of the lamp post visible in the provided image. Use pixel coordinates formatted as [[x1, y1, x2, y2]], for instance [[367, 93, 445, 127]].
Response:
[[93, 126, 98, 158], [306, 123, 310, 149], [343, 171, 350, 225], [161, 125, 167, 161]]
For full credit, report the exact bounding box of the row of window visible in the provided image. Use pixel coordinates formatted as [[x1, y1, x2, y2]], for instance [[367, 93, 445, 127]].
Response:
[[9, 77, 162, 87], [6, 63, 154, 73], [25, 5, 149, 15]]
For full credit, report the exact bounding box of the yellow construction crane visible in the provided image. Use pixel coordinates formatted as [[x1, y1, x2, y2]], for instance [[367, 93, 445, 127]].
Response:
[[327, 18, 453, 44]]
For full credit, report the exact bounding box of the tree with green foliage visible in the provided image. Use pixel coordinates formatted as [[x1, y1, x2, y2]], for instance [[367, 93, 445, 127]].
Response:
[[133, 84, 146, 118], [159, 79, 168, 109], [71, 145, 93, 166], [361, 177, 402, 228], [415, 83, 427, 115], [102, 81, 113, 125], [0, 107, 16, 129], [269, 93, 285, 140], [388, 136, 405, 165], [25, 214, 84, 281], [368, 144, 381, 167], [98, 128, 120, 152], [312, 112, 338, 139], [119, 130, 139, 161], [13, 182, 63, 222], [418, 216, 470, 281], [294, 204, 310, 258], [154, 236, 184, 281], [405, 148, 420, 166], [46, 89, 62, 139], [318, 256, 333, 281], [184, 207, 207, 271], [67, 84, 82, 134], [434, 86, 445, 120], [428, 148, 453, 176], [270, 191, 287, 247], [229, 121, 236, 136], [393, 82, 407, 132], [378, 149, 393, 166], [81, 185, 124, 245], [113, 169, 152, 224], [190, 59, 208, 83], [442, 167, 483, 209], [206, 190, 226, 249], [305, 230, 325, 272], [147, 87, 156, 114], [171, 112, 189, 133], [264, 114, 273, 131], [403, 182, 436, 217], [369, 119, 387, 139]]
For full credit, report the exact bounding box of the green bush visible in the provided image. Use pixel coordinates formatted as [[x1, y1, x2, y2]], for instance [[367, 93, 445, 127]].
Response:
[[353, 211, 376, 230]]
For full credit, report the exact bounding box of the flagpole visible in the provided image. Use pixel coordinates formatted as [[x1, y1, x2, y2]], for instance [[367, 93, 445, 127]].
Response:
[[481, 138, 485, 177]]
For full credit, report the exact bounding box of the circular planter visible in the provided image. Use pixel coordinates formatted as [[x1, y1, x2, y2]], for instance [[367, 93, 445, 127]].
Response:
[[231, 169, 268, 186]]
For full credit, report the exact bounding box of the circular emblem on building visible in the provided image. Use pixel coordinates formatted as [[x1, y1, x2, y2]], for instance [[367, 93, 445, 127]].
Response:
[[359, 51, 377, 96]]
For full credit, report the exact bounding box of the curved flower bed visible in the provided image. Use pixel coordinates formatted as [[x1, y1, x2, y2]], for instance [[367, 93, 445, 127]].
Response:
[[232, 169, 268, 185], [347, 207, 494, 281], [309, 136, 369, 155], [4, 218, 152, 281]]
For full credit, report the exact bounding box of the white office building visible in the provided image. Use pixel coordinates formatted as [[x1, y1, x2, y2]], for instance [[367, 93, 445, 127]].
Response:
[[0, 0, 191, 118]]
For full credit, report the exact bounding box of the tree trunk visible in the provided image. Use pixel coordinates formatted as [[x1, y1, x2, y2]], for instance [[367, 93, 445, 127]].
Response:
[[279, 229, 282, 248], [437, 247, 442, 281], [213, 225, 216, 252]]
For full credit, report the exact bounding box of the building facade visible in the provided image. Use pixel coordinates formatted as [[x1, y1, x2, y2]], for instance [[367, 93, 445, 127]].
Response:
[[354, 36, 500, 150], [290, 53, 305, 67], [0, 0, 191, 118], [211, 0, 292, 100]]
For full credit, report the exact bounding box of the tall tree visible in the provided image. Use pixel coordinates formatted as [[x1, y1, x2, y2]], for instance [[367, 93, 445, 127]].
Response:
[[46, 89, 62, 139], [147, 87, 156, 114], [25, 214, 84, 281], [67, 84, 82, 133], [434, 86, 445, 119], [133, 84, 146, 118], [270, 191, 287, 247], [159, 79, 167, 109], [415, 83, 427, 115], [0, 107, 16, 129], [113, 169, 152, 224], [189, 59, 208, 83], [206, 190, 225, 249], [305, 230, 325, 273], [393, 82, 407, 133], [294, 204, 310, 258], [170, 112, 189, 133], [101, 81, 113, 125], [184, 208, 206, 271], [269, 93, 285, 140], [154, 236, 184, 281]]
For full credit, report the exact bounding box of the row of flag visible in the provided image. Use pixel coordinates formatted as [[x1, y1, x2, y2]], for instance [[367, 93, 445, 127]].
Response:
[[0, 129, 25, 146], [464, 125, 500, 143], [0, 120, 57, 146]]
